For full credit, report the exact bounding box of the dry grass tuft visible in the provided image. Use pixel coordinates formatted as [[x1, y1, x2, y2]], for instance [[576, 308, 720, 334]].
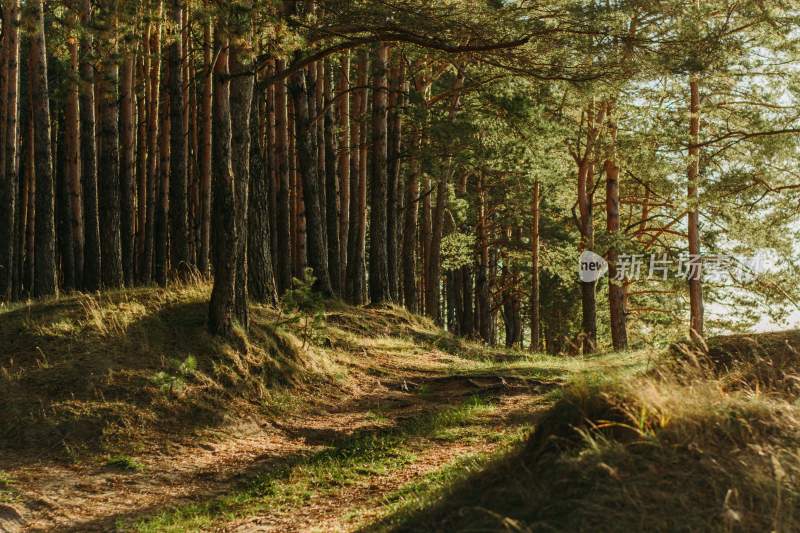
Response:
[[0, 282, 345, 457], [385, 332, 800, 533]]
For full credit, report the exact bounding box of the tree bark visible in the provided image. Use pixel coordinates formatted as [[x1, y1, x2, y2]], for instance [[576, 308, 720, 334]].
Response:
[[120, 54, 136, 286], [22, 75, 35, 296], [168, 0, 189, 278], [530, 181, 541, 351], [208, 36, 237, 337], [56, 121, 76, 291], [0, 0, 19, 300], [420, 174, 432, 313], [324, 59, 341, 296], [154, 61, 171, 286], [386, 55, 405, 302], [248, 85, 278, 305], [230, 39, 253, 329], [290, 101, 307, 277], [401, 133, 420, 312], [346, 50, 368, 304], [96, 1, 123, 289], [288, 64, 332, 296], [275, 59, 292, 294], [78, 0, 101, 291], [0, 3, 9, 299], [266, 61, 279, 279], [312, 61, 326, 257], [604, 101, 628, 350], [30, 0, 57, 297], [576, 102, 603, 354], [461, 263, 474, 337], [368, 43, 391, 304], [135, 23, 150, 282], [476, 174, 491, 344], [336, 52, 350, 291], [198, 15, 213, 276], [426, 172, 447, 323], [688, 74, 704, 340], [142, 1, 162, 285]]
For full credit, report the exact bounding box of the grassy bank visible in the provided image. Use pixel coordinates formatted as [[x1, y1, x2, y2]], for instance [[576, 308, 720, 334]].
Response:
[[0, 282, 598, 459], [367, 331, 800, 532]]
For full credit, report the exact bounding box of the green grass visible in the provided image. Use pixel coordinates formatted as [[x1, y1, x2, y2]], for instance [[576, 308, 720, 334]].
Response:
[[0, 283, 427, 457], [367, 343, 800, 533], [347, 425, 532, 531], [0, 470, 18, 504], [1, 282, 680, 532], [105, 455, 145, 472], [127, 397, 502, 532]]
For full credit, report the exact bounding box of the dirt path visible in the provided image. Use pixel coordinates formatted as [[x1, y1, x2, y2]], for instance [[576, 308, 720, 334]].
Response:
[[1, 368, 551, 532]]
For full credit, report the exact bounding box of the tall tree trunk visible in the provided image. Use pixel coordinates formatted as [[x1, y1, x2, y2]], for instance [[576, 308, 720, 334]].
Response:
[[135, 23, 150, 282], [266, 61, 279, 279], [336, 52, 350, 290], [248, 85, 278, 305], [604, 101, 628, 350], [182, 4, 193, 266], [324, 59, 341, 295], [275, 59, 292, 294], [290, 101, 306, 278], [143, 2, 162, 284], [346, 50, 368, 304], [688, 74, 704, 340], [502, 226, 522, 348], [386, 55, 404, 301], [426, 173, 447, 323], [401, 133, 420, 312], [96, 1, 123, 289], [198, 15, 212, 276], [23, 76, 35, 296], [576, 102, 602, 354], [189, 51, 199, 268], [56, 119, 76, 291], [288, 65, 333, 296], [579, 163, 596, 354], [530, 181, 541, 351], [79, 0, 101, 291], [0, 0, 19, 301], [66, 33, 83, 288], [426, 72, 464, 321], [30, 0, 57, 297], [0, 5, 9, 299], [368, 42, 391, 304], [230, 39, 253, 329], [420, 174, 432, 313], [208, 36, 237, 337], [168, 0, 189, 277], [120, 54, 136, 286], [154, 63, 171, 286], [476, 174, 491, 344], [312, 61, 326, 257], [461, 263, 474, 337]]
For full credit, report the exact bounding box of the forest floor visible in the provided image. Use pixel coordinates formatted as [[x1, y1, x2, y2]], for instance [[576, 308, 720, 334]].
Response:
[[1, 350, 595, 532], [0, 283, 639, 532], [2, 285, 798, 532]]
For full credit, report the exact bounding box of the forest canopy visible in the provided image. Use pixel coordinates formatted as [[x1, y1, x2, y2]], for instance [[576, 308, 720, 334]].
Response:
[[0, 0, 799, 352]]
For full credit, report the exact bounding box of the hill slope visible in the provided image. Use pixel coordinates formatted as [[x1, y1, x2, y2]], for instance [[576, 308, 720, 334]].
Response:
[[4, 285, 795, 532], [0, 283, 636, 531], [375, 331, 800, 532]]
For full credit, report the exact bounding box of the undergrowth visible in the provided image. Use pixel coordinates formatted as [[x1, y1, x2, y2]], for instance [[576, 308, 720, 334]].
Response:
[[0, 281, 541, 459], [371, 332, 800, 532]]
